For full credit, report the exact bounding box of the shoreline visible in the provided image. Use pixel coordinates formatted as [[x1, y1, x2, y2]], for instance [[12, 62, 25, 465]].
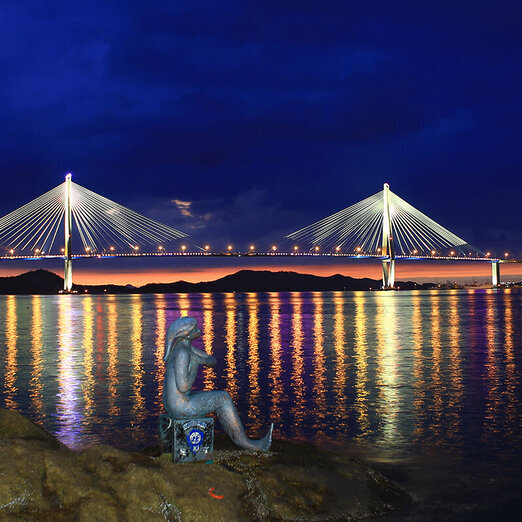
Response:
[[0, 408, 412, 520], [1, 268, 519, 295], [71, 283, 517, 292]]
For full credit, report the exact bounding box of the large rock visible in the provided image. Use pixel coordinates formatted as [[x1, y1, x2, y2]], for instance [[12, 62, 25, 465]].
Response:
[[0, 408, 62, 447], [0, 409, 411, 520]]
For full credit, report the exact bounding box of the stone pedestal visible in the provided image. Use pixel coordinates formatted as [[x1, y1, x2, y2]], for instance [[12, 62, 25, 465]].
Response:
[[159, 415, 214, 463]]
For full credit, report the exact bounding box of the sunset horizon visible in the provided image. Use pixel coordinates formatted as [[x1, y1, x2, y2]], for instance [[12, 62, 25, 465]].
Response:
[[1, 260, 520, 287]]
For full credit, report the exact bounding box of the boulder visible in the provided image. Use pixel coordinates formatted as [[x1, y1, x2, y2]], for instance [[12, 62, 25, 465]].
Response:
[[0, 409, 412, 520], [0, 408, 61, 448]]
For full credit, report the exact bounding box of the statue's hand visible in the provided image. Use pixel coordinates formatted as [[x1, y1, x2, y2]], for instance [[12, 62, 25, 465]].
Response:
[[202, 355, 217, 368], [190, 346, 217, 368]]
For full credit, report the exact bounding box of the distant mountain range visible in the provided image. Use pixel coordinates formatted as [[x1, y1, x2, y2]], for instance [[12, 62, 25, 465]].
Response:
[[0, 269, 435, 295]]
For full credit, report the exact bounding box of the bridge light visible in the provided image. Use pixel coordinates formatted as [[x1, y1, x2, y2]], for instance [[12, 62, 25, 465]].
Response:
[[294, 246, 298, 251], [205, 245, 210, 251], [431, 250, 436, 255], [356, 246, 361, 252], [134, 245, 139, 251], [158, 245, 164, 251], [272, 245, 277, 251], [450, 251, 455, 256], [336, 246, 341, 251], [110, 246, 115, 251], [486, 252, 491, 257], [377, 247, 381, 253], [504, 252, 509, 258], [85, 246, 91, 252], [315, 246, 320, 252], [181, 244, 187, 251], [227, 245, 233, 251], [250, 245, 255, 251], [413, 249, 418, 255], [9, 249, 14, 255], [60, 247, 65, 253]]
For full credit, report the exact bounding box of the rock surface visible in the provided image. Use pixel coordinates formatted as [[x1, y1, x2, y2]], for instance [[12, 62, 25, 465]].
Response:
[[0, 408, 411, 520]]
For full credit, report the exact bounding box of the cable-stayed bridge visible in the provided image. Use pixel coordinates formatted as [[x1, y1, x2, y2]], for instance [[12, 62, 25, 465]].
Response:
[[0, 175, 515, 291]]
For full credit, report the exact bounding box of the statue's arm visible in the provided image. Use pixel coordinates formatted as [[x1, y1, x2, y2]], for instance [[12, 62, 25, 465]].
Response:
[[173, 347, 196, 393], [190, 346, 217, 368]]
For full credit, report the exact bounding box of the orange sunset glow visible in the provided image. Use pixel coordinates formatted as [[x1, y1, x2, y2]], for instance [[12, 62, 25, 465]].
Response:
[[1, 261, 520, 287]]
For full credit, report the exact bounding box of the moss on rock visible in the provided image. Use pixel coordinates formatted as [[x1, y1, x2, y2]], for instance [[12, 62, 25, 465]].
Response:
[[0, 408, 61, 447], [0, 409, 412, 520]]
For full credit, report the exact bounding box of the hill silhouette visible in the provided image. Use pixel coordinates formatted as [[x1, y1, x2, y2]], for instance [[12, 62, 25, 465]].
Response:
[[0, 269, 63, 294], [0, 269, 433, 294], [139, 270, 382, 293]]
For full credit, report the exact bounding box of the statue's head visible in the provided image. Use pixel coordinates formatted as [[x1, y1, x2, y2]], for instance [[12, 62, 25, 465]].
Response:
[[164, 316, 198, 361]]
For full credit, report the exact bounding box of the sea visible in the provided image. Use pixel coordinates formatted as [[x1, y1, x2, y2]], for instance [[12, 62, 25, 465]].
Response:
[[0, 289, 520, 519]]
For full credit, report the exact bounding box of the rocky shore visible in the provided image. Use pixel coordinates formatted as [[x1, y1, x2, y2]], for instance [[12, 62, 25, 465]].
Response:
[[0, 408, 411, 520]]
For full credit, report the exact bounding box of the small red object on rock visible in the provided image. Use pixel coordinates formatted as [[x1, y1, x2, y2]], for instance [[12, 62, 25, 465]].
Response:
[[208, 487, 224, 500]]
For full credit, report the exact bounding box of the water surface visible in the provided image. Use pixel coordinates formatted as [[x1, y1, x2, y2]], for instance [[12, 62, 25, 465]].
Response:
[[1, 289, 521, 517]]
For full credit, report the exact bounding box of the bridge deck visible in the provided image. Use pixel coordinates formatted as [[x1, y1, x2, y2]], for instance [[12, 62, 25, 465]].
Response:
[[0, 252, 514, 262]]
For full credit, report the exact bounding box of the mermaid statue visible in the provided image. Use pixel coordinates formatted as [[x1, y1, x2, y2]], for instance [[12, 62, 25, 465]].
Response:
[[163, 316, 273, 451]]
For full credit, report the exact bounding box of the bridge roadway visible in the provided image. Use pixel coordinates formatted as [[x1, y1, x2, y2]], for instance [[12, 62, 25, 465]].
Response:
[[1, 251, 517, 263]]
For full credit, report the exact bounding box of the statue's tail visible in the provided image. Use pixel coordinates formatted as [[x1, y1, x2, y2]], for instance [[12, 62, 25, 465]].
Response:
[[260, 423, 273, 451]]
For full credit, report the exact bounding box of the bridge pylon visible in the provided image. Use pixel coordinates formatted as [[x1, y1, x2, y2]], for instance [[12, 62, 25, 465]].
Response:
[[491, 261, 500, 287], [63, 173, 73, 292], [381, 183, 395, 289]]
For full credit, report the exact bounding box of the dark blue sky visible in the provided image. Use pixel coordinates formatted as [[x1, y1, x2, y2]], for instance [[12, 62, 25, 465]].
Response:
[[1, 0, 521, 256]]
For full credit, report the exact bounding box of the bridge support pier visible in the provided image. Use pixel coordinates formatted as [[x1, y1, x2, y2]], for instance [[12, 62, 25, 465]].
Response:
[[382, 259, 395, 289], [491, 261, 500, 288], [64, 173, 73, 293], [64, 257, 72, 292]]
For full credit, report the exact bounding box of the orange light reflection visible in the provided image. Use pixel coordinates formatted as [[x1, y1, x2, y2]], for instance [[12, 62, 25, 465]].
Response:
[[268, 293, 283, 428], [5, 295, 18, 409], [82, 296, 96, 422], [290, 292, 305, 436], [29, 295, 44, 421], [201, 294, 215, 391], [154, 295, 167, 412], [130, 295, 145, 431], [333, 291, 348, 438], [353, 292, 369, 441], [312, 293, 327, 435], [224, 294, 238, 402], [247, 293, 262, 432], [106, 295, 119, 417]]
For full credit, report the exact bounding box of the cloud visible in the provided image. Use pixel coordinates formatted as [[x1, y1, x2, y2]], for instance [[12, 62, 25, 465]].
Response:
[[172, 199, 193, 218]]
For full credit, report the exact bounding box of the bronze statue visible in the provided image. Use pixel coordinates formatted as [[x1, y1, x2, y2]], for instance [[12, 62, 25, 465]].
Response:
[[163, 316, 272, 451]]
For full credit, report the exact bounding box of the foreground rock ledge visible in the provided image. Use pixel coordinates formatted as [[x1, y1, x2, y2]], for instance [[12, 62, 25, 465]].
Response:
[[0, 409, 411, 520]]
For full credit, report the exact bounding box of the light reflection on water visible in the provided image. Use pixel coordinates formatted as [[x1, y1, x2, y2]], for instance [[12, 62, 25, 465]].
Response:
[[290, 294, 304, 437], [0, 289, 520, 467], [312, 293, 327, 434], [268, 293, 283, 428], [353, 293, 369, 441], [201, 293, 214, 391], [5, 295, 17, 410], [333, 292, 347, 439], [82, 296, 96, 426], [30, 295, 44, 422], [57, 296, 82, 447], [224, 293, 238, 403], [247, 293, 262, 433]]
